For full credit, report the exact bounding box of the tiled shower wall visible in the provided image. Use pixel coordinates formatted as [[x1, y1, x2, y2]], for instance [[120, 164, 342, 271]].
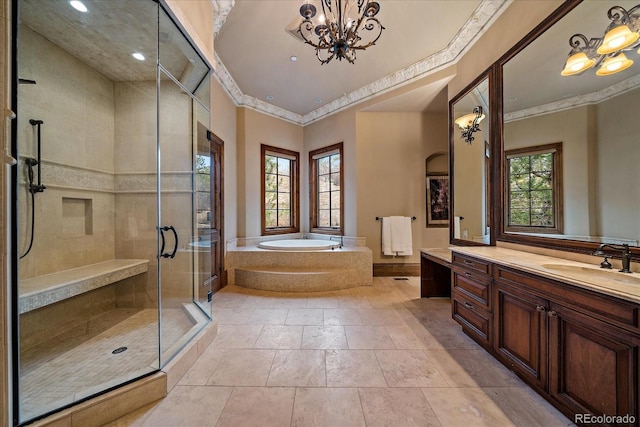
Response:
[[17, 25, 116, 279]]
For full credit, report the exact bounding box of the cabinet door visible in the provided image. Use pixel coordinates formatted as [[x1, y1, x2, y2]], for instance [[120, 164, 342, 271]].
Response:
[[548, 303, 638, 422], [494, 283, 547, 390]]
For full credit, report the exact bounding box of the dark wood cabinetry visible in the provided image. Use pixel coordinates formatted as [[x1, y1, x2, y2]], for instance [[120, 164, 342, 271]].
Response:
[[494, 282, 547, 390], [420, 252, 451, 298], [548, 302, 638, 422], [452, 251, 640, 425], [451, 253, 493, 349]]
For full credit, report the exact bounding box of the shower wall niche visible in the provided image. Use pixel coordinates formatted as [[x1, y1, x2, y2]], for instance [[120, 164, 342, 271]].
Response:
[[13, 0, 213, 424]]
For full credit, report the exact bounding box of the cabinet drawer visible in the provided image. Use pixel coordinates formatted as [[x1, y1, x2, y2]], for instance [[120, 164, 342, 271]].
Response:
[[453, 270, 491, 310], [452, 253, 491, 276], [452, 291, 492, 348], [495, 264, 640, 333]]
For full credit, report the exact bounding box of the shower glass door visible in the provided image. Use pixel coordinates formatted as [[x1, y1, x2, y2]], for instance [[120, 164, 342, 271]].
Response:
[[157, 8, 212, 365], [14, 0, 161, 423]]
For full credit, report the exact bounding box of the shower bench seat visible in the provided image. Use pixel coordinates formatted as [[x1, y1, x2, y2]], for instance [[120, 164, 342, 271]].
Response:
[[19, 259, 149, 314]]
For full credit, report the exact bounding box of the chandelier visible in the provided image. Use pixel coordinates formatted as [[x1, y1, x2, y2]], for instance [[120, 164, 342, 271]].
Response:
[[297, 0, 384, 65], [455, 106, 485, 145], [561, 4, 640, 76]]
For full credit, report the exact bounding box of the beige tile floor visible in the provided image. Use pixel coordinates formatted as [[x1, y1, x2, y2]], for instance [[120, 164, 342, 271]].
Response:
[[19, 307, 195, 422], [107, 277, 574, 427]]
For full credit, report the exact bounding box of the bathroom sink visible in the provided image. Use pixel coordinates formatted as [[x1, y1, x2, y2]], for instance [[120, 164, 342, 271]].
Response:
[[541, 263, 640, 285]]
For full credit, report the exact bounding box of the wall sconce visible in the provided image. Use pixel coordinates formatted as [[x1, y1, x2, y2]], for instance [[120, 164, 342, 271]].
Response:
[[455, 106, 485, 144], [561, 4, 640, 76]]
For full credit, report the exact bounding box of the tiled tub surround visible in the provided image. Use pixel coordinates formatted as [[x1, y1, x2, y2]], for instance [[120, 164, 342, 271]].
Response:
[[226, 234, 372, 292]]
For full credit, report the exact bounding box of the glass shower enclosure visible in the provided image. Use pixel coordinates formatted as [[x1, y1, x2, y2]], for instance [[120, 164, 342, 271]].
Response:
[[12, 0, 212, 423]]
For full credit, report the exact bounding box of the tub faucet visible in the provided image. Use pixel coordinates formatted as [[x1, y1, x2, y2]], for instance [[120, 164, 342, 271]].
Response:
[[330, 235, 343, 249], [594, 243, 633, 273]]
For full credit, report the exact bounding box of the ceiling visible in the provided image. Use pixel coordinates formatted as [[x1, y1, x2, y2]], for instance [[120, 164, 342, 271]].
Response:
[[503, 0, 640, 117], [214, 0, 509, 124]]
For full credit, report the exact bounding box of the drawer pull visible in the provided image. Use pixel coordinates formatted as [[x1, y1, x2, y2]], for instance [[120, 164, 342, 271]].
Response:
[[547, 310, 558, 318], [464, 272, 474, 278], [536, 305, 546, 313], [463, 260, 474, 265], [463, 301, 475, 310]]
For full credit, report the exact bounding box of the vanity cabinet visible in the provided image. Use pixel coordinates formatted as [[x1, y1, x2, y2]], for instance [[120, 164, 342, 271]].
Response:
[[453, 251, 640, 424], [493, 282, 547, 391], [547, 302, 638, 421], [451, 253, 493, 349]]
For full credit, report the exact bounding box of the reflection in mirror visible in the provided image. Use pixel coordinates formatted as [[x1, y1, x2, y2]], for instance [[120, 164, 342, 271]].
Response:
[[502, 0, 640, 247], [451, 77, 491, 245]]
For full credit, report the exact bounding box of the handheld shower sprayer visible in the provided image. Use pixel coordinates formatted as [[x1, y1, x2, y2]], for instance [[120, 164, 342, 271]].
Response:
[[28, 119, 46, 193], [20, 119, 45, 259]]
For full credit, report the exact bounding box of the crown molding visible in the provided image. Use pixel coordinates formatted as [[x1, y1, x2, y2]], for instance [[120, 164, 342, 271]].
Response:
[[213, 0, 235, 37], [505, 73, 640, 123], [213, 0, 510, 126]]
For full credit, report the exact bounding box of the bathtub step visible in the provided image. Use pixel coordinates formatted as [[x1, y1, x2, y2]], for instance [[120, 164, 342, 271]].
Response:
[[235, 267, 371, 292]]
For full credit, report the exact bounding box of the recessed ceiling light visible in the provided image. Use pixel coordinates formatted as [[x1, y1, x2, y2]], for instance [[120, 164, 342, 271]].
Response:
[[69, 1, 88, 12], [266, 95, 274, 100], [290, 56, 298, 62], [132, 52, 145, 61]]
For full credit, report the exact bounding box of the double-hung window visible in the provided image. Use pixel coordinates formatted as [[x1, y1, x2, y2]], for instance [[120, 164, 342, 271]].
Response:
[[309, 143, 343, 235], [505, 143, 563, 233], [261, 144, 299, 235]]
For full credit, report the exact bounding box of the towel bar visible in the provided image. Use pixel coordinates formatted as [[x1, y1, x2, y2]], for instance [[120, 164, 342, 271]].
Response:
[[376, 216, 416, 221]]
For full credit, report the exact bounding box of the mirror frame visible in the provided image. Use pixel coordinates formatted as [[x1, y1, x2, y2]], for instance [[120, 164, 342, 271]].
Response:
[[449, 68, 498, 246], [494, 0, 640, 259]]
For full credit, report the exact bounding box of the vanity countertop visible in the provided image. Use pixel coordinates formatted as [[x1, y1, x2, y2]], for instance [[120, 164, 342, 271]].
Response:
[[419, 248, 452, 264], [451, 246, 640, 304]]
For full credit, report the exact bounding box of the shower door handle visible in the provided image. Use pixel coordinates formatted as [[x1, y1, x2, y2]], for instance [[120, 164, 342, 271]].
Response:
[[159, 225, 178, 259]]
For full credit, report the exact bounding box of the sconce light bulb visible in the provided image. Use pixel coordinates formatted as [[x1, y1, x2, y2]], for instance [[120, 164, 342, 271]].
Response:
[[597, 24, 640, 55], [596, 52, 634, 76]]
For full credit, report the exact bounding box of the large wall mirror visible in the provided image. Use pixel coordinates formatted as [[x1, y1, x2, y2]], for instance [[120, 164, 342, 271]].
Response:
[[498, 0, 640, 255], [450, 73, 492, 246]]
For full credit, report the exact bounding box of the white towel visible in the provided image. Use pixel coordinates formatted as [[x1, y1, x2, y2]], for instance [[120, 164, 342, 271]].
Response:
[[390, 216, 413, 256], [454, 216, 462, 239], [381, 217, 393, 256]]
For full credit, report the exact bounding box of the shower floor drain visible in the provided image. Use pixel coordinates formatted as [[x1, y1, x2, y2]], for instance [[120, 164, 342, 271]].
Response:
[[112, 346, 128, 354]]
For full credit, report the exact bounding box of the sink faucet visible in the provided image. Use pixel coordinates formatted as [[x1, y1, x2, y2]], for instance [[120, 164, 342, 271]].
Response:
[[301, 234, 308, 239], [594, 243, 633, 273]]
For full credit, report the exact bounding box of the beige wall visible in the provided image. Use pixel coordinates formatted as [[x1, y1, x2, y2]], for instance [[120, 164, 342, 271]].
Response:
[[236, 107, 304, 237], [165, 0, 214, 66], [449, 1, 562, 99], [453, 122, 488, 241], [505, 107, 593, 237], [596, 88, 640, 241], [211, 78, 238, 243], [303, 109, 357, 236], [355, 112, 449, 263], [17, 26, 117, 278]]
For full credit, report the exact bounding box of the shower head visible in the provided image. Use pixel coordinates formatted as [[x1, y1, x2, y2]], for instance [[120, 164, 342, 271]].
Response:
[[29, 119, 43, 125]]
